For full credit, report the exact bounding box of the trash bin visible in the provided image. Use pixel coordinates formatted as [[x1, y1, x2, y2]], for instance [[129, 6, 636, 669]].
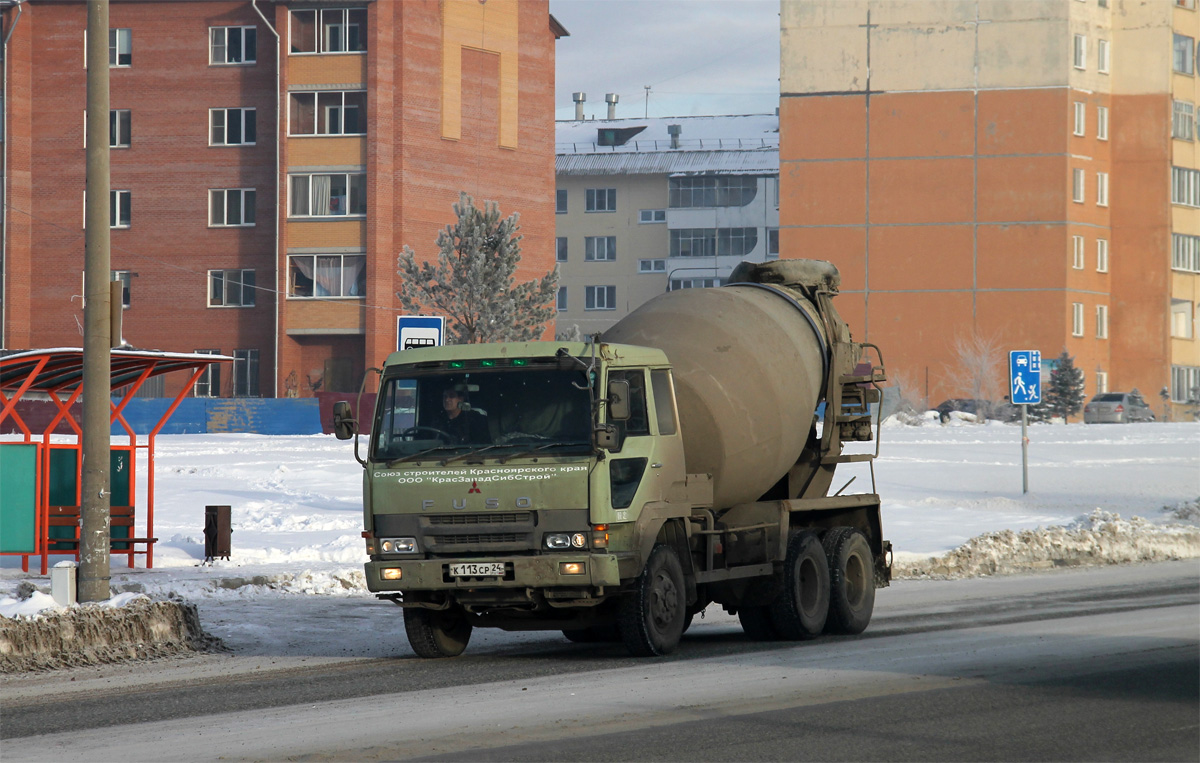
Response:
[[204, 505, 232, 562]]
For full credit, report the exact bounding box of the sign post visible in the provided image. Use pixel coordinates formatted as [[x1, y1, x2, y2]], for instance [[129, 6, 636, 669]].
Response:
[[397, 316, 446, 352], [1009, 350, 1042, 494]]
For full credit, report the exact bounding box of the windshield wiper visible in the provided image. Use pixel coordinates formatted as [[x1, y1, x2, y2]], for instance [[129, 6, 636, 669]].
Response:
[[498, 441, 590, 464], [439, 443, 516, 466], [386, 446, 458, 466]]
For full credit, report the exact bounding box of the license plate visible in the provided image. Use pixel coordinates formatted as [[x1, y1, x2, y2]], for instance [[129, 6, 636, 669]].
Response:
[[449, 562, 505, 578]]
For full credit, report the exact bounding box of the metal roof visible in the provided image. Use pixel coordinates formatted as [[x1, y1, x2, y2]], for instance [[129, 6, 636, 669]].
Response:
[[556, 150, 778, 177], [0, 349, 232, 394]]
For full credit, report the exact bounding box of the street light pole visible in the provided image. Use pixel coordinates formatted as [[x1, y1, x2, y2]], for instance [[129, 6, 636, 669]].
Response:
[[80, 0, 112, 602]]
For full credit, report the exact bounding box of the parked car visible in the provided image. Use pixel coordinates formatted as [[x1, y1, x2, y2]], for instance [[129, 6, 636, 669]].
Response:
[[1083, 391, 1156, 423], [933, 398, 1019, 423]]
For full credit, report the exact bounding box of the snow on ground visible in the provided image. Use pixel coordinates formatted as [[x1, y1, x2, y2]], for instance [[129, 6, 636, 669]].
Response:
[[2, 422, 1198, 624]]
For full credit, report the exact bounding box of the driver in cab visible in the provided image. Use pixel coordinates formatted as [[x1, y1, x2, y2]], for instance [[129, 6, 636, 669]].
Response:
[[435, 386, 490, 445]]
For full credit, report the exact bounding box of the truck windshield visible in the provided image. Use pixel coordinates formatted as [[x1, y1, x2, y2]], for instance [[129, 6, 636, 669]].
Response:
[[372, 368, 593, 461]]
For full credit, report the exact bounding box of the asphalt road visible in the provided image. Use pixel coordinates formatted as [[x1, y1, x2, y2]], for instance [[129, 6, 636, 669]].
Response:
[[3, 562, 1198, 762]]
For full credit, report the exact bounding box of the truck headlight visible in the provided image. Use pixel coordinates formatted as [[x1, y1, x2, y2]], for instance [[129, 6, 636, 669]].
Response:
[[381, 567, 403, 580], [559, 562, 585, 575], [570, 533, 587, 548], [545, 533, 571, 549], [380, 537, 417, 553]]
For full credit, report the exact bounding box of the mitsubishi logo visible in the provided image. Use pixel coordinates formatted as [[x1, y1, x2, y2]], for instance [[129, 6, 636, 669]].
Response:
[[468, 481, 481, 494]]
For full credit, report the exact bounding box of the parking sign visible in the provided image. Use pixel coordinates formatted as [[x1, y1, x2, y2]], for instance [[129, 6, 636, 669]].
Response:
[[1009, 350, 1042, 405]]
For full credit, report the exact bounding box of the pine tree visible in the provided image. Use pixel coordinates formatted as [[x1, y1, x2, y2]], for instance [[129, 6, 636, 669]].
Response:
[[1043, 351, 1087, 423], [396, 192, 558, 344]]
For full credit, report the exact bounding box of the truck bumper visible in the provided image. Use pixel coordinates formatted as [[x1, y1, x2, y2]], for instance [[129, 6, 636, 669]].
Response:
[[365, 553, 622, 593]]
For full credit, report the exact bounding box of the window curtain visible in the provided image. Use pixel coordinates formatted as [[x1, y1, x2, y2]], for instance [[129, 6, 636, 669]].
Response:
[[344, 255, 366, 296], [315, 255, 340, 296], [311, 174, 332, 216]]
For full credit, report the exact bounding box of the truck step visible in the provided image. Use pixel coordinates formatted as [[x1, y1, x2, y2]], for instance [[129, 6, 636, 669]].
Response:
[[821, 453, 875, 464]]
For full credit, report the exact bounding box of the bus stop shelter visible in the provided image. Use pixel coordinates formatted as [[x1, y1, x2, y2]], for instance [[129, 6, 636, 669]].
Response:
[[0, 349, 231, 574]]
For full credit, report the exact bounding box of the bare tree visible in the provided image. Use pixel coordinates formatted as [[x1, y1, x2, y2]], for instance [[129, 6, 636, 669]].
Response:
[[396, 193, 558, 344], [949, 330, 1005, 420]]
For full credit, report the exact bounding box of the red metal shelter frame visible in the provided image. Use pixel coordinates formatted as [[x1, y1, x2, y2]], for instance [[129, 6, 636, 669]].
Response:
[[0, 349, 232, 574]]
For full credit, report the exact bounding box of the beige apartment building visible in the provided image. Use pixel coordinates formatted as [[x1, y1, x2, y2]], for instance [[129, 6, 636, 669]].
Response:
[[555, 114, 779, 337], [780, 0, 1198, 418]]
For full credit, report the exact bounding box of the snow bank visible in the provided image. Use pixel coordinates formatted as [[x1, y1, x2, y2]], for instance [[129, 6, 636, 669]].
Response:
[[896, 502, 1200, 579], [0, 598, 222, 673]]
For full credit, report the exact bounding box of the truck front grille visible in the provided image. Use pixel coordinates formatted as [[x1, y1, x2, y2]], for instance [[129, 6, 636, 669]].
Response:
[[431, 532, 526, 546], [427, 512, 533, 526]]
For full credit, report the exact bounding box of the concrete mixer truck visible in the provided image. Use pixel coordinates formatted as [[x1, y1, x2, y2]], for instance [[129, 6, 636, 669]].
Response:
[[334, 259, 890, 658]]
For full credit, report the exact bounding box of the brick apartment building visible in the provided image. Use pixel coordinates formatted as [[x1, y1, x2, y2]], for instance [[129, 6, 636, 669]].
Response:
[[0, 0, 563, 398], [781, 0, 1198, 418]]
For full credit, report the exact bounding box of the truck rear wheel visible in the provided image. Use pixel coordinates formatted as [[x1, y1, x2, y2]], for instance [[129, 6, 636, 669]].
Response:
[[769, 531, 830, 639], [618, 543, 686, 656], [404, 607, 473, 658], [823, 527, 875, 635]]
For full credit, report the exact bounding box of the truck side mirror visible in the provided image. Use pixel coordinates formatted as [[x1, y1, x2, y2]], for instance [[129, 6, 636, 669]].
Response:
[[332, 401, 358, 440], [594, 424, 623, 452], [608, 379, 631, 421]]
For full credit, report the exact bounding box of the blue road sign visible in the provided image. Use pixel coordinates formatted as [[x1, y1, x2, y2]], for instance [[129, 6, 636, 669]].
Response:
[[1009, 350, 1042, 405], [397, 316, 445, 352]]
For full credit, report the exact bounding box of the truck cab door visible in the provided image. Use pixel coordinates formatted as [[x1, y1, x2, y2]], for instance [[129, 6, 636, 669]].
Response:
[[602, 367, 682, 522]]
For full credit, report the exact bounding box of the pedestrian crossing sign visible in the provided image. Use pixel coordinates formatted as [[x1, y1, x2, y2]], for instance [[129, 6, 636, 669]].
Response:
[[1009, 350, 1042, 405]]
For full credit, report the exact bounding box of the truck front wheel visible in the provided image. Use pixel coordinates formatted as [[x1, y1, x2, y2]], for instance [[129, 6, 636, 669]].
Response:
[[770, 531, 830, 639], [823, 527, 875, 635], [619, 544, 687, 656], [404, 606, 473, 658]]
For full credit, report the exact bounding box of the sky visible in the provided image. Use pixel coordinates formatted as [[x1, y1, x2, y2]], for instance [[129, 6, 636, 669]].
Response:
[[549, 0, 781, 121]]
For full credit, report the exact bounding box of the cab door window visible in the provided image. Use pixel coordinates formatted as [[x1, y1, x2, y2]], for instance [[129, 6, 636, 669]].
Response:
[[607, 369, 649, 438]]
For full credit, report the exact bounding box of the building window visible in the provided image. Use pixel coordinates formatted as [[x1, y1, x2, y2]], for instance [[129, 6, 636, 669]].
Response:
[[1072, 235, 1085, 269], [670, 277, 724, 290], [1097, 106, 1109, 140], [210, 108, 257, 146], [1072, 168, 1085, 203], [288, 254, 366, 298], [584, 236, 616, 261], [111, 190, 130, 228], [233, 349, 260, 397], [210, 26, 257, 65], [556, 189, 567, 214], [1096, 172, 1108, 206], [767, 228, 779, 259], [639, 209, 666, 224], [1174, 101, 1195, 140], [557, 286, 567, 312], [289, 91, 366, 136], [1175, 34, 1195, 75], [110, 28, 131, 67], [1095, 305, 1108, 338], [1179, 0, 1197, 9], [83, 109, 132, 148], [290, 8, 366, 54], [1172, 299, 1195, 339], [289, 173, 367, 217], [1073, 34, 1087, 69], [1172, 167, 1200, 207], [585, 188, 616, 213], [1097, 39, 1110, 73], [1095, 371, 1108, 395], [556, 237, 568, 262], [194, 350, 222, 397], [585, 285, 616, 310], [1097, 239, 1109, 273], [112, 270, 131, 308], [670, 227, 758, 258], [668, 175, 758, 208], [209, 269, 256, 308], [1172, 366, 1200, 402], [210, 189, 256, 227], [1073, 102, 1086, 136], [1173, 233, 1200, 272], [638, 259, 666, 273], [1072, 302, 1084, 337]]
